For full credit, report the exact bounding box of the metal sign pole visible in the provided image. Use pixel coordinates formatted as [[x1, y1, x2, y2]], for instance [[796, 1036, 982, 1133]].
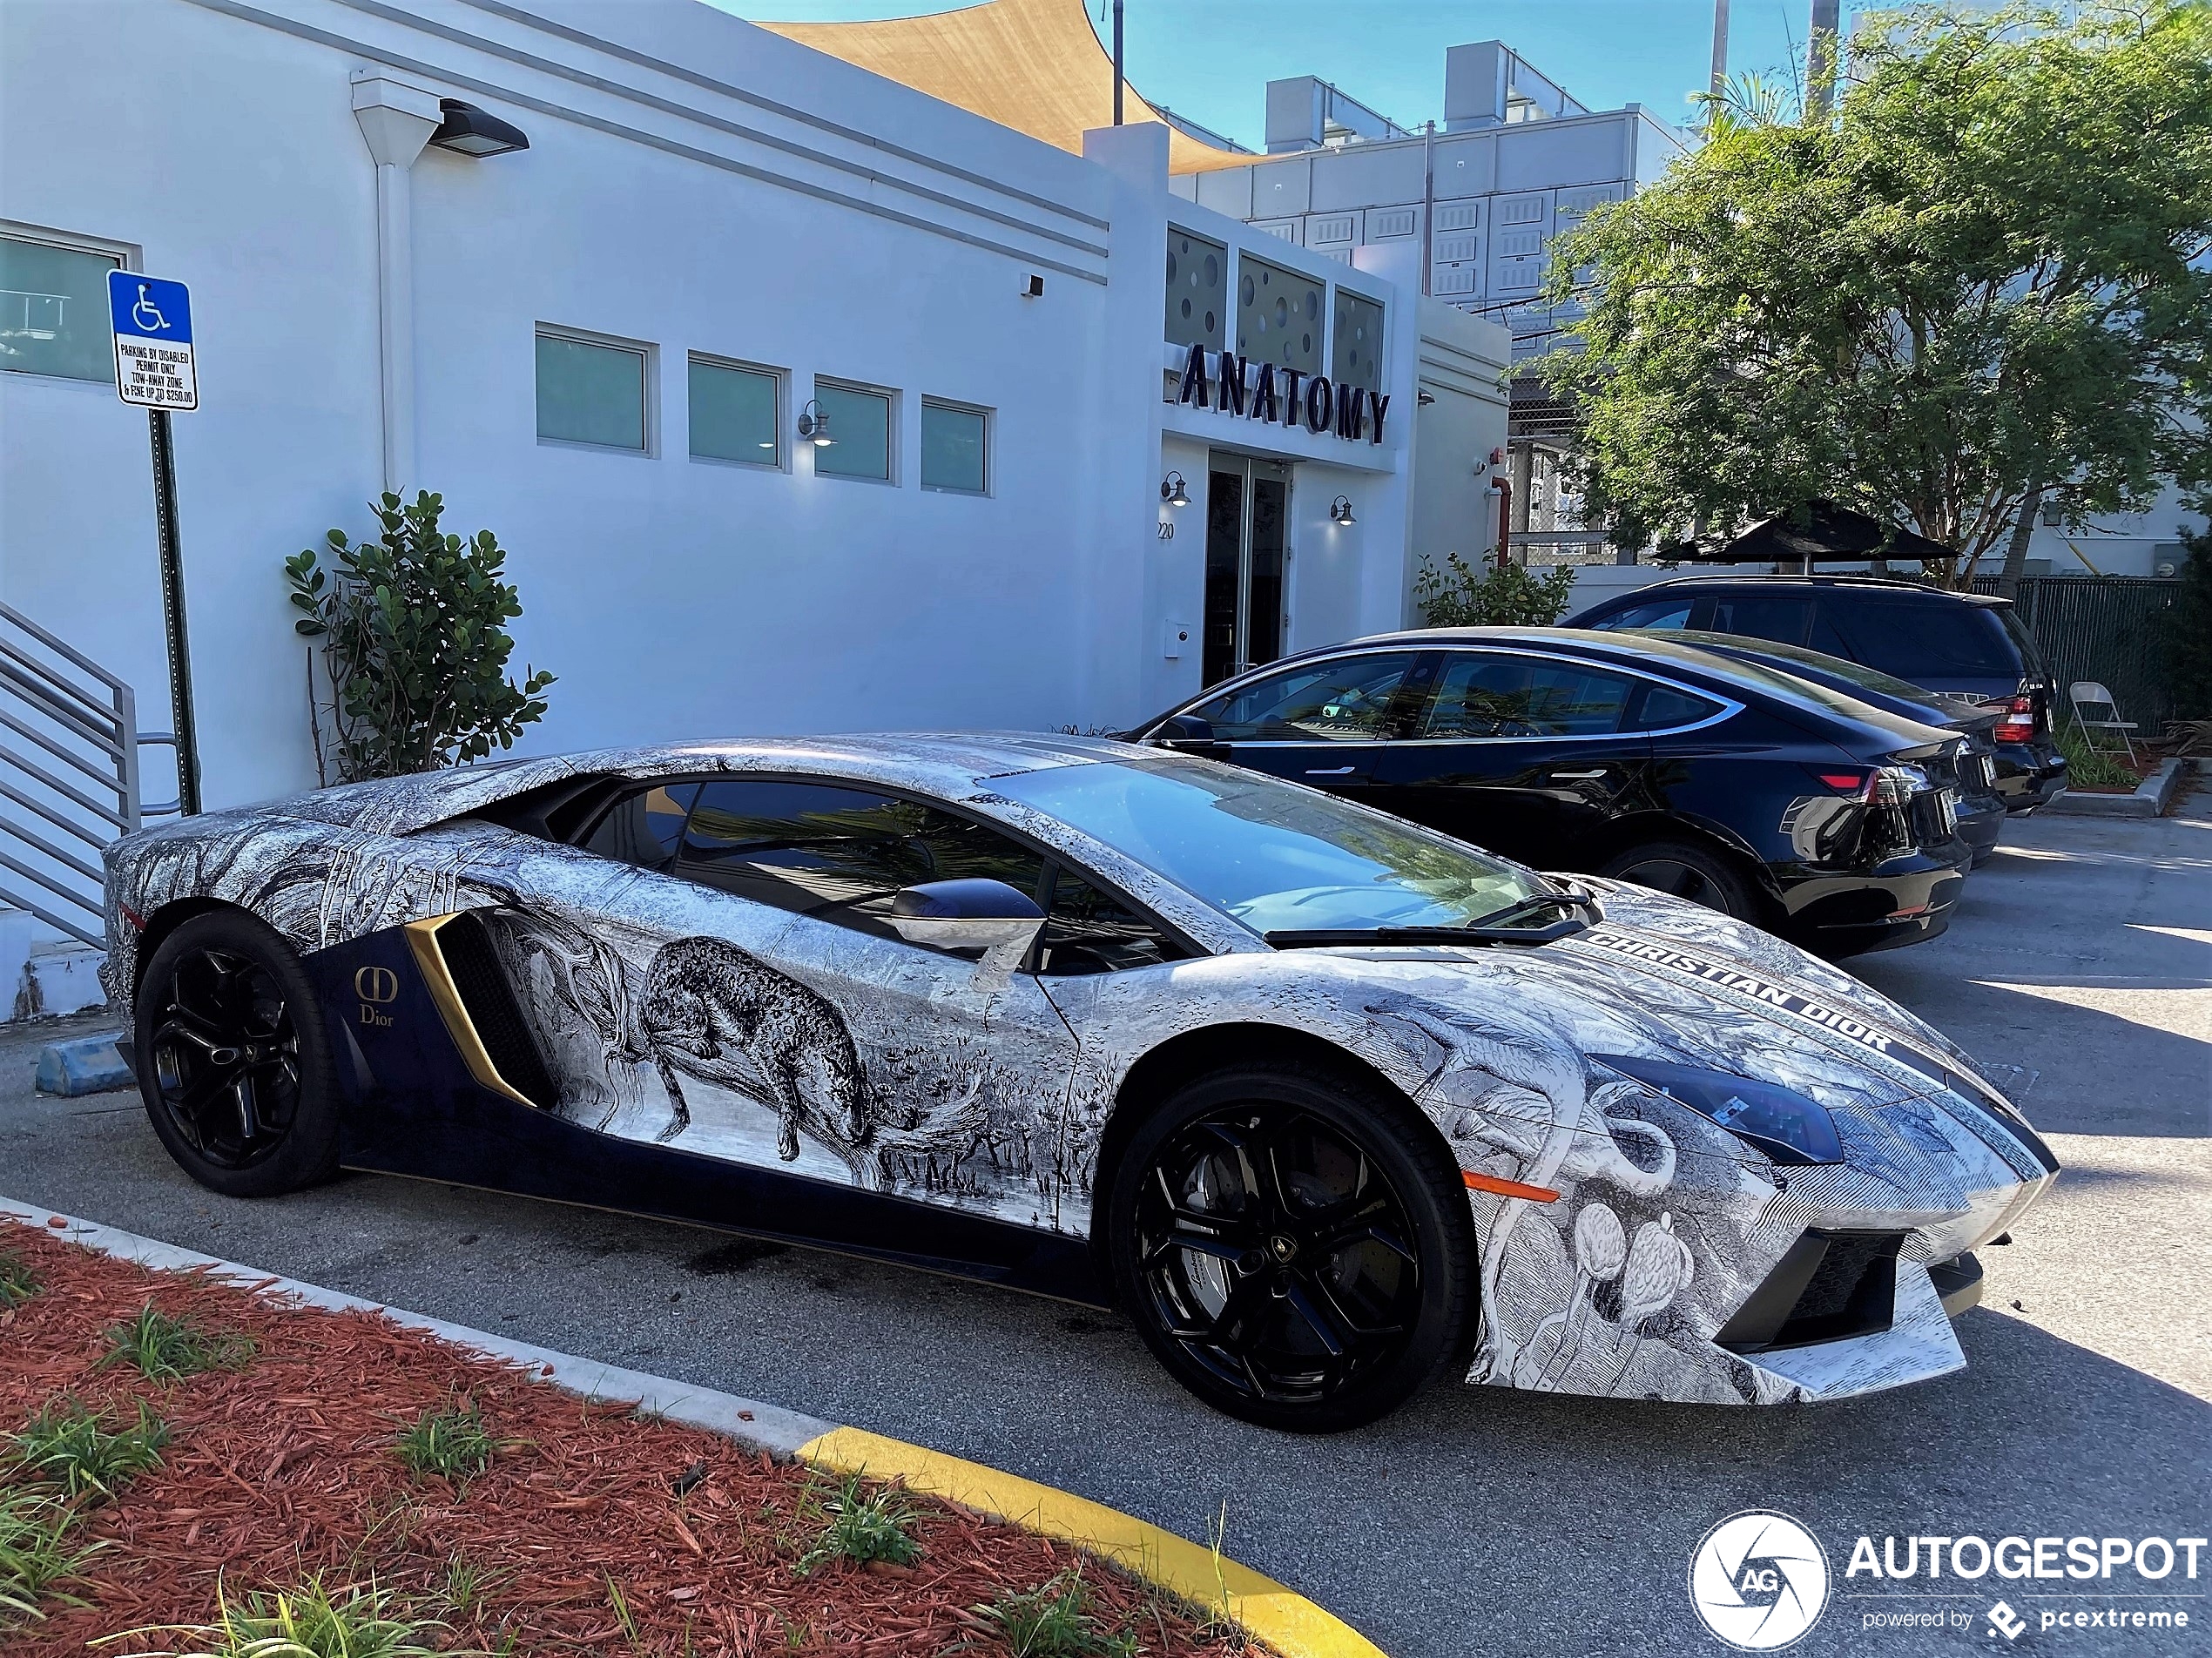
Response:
[[145, 408, 201, 816]]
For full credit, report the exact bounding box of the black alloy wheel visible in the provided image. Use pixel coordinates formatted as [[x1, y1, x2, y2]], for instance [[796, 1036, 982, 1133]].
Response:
[[135, 909, 341, 1198], [1599, 840, 1757, 920], [1108, 1060, 1473, 1432]]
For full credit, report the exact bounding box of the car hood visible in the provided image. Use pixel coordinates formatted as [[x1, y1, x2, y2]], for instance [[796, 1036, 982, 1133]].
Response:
[[1258, 878, 2054, 1192]]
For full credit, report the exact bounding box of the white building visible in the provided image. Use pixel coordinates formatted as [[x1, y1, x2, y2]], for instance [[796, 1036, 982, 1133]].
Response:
[[0, 0, 1507, 1013]]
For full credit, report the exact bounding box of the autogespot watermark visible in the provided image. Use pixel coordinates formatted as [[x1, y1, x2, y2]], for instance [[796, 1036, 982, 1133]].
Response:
[[1689, 1515, 2207, 1647]]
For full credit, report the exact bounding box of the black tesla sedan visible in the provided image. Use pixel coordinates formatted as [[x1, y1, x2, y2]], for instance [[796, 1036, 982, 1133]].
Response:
[[1566, 576, 2067, 811], [1642, 630, 2009, 866], [1132, 628, 1975, 957]]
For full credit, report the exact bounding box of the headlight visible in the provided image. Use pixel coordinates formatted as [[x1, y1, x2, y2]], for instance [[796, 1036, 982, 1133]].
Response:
[[1595, 1054, 1844, 1165]]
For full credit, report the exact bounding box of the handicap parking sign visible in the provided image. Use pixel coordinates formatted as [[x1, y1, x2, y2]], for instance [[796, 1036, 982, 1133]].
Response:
[[107, 271, 196, 410]]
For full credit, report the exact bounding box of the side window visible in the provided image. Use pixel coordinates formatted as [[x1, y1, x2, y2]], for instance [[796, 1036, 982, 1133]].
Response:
[[1037, 866, 1181, 975], [1590, 597, 1693, 632], [1627, 683, 1725, 732], [1705, 596, 1812, 646], [1419, 654, 1637, 738], [581, 782, 700, 870], [675, 779, 1044, 933], [1820, 598, 2021, 679], [1194, 652, 1418, 741]]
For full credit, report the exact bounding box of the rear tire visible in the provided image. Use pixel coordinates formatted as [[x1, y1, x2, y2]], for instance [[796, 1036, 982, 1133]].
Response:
[[134, 908, 341, 1198], [1597, 839, 1759, 920], [1104, 1057, 1474, 1432]]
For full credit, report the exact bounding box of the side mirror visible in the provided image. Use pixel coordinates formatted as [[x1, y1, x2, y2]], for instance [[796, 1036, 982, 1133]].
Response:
[[1146, 712, 1215, 747], [888, 879, 1045, 978]]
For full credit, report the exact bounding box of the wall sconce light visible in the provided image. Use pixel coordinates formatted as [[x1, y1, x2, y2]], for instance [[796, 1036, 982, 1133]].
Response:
[[1160, 471, 1190, 508], [1329, 495, 1356, 526], [1416, 389, 1437, 406], [428, 98, 530, 157], [798, 399, 835, 447]]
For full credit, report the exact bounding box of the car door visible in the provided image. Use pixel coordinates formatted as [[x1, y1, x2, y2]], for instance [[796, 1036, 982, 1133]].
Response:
[[486, 775, 1087, 1230], [1167, 650, 1428, 811], [1366, 649, 1653, 866]]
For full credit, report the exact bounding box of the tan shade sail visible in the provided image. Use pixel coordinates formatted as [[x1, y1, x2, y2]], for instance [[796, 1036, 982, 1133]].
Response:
[[755, 0, 1256, 173]]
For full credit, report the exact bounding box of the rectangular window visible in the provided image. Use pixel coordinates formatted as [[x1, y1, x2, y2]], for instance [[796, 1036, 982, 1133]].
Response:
[[1331, 289, 1385, 394], [1237, 253, 1324, 375], [688, 354, 779, 467], [0, 230, 123, 383], [536, 327, 650, 452], [920, 399, 988, 495], [1165, 228, 1228, 350], [812, 380, 893, 482]]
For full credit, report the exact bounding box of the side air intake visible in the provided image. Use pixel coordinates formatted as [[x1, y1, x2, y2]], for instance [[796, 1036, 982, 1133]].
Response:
[[1716, 1230, 1905, 1354], [403, 912, 556, 1109]]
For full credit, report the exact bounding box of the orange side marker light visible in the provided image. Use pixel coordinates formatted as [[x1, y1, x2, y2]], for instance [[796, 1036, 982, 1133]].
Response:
[[1462, 1169, 1561, 1203]]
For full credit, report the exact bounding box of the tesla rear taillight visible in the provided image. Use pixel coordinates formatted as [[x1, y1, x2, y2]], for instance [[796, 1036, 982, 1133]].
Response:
[[1994, 694, 2035, 744], [1808, 769, 1872, 798]]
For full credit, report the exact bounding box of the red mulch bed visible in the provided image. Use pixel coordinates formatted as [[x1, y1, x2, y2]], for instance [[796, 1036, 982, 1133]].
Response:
[[0, 1219, 1251, 1655]]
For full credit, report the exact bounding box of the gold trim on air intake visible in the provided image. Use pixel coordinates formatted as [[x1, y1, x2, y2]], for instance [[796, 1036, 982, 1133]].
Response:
[[402, 913, 539, 1109]]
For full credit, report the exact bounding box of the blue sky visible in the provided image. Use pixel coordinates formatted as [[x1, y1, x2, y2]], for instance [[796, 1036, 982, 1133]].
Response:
[[712, 2, 1828, 143]]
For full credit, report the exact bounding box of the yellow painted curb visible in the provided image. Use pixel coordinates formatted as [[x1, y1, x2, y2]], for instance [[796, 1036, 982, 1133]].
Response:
[[796, 1425, 1387, 1658]]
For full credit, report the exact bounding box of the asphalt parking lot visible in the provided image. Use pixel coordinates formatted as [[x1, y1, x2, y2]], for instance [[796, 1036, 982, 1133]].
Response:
[[5, 796, 2208, 1658]]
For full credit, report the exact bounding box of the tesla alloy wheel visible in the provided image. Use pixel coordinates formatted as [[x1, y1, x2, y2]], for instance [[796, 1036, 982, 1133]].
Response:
[[1599, 840, 1758, 920], [135, 909, 341, 1198], [1108, 1060, 1474, 1432]]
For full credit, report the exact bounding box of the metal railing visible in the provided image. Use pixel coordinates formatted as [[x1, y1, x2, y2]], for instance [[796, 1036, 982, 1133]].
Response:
[[0, 601, 176, 948]]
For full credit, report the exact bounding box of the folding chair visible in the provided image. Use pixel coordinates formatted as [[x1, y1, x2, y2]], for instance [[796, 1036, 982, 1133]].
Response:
[[2068, 681, 2138, 761]]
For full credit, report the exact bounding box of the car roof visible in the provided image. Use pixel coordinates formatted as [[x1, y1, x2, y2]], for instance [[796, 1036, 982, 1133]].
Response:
[[256, 732, 1140, 838], [1581, 573, 2010, 609]]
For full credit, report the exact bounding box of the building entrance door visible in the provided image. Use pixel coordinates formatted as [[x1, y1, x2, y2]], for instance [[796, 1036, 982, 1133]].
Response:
[[1202, 453, 1290, 685]]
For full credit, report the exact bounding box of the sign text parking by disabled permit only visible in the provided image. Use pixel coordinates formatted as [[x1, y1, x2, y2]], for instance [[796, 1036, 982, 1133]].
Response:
[[107, 271, 197, 410]]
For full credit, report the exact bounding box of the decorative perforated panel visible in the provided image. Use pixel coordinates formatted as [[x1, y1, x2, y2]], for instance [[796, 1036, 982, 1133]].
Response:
[[1236, 253, 1325, 373], [1165, 228, 1228, 351], [1332, 288, 1386, 393]]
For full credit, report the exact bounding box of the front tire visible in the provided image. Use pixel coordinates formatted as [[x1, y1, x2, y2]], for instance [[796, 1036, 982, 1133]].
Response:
[[134, 908, 341, 1198], [1597, 839, 1760, 920], [1104, 1058, 1474, 1432]]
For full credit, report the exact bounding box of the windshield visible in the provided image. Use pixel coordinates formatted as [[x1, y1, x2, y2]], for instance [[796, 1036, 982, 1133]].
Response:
[[989, 755, 1548, 935]]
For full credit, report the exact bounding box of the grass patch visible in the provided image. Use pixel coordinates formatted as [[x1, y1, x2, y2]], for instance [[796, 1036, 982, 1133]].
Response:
[[794, 1472, 923, 1575], [98, 1303, 256, 1382], [9, 1398, 169, 1502], [0, 1488, 105, 1626], [111, 1574, 448, 1658], [969, 1567, 1140, 1658], [392, 1400, 500, 1485], [439, 1548, 507, 1620], [2054, 726, 2141, 789], [0, 1250, 37, 1310]]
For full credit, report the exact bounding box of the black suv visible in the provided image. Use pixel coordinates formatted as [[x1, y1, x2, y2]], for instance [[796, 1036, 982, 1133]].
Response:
[[1567, 575, 2067, 810], [1134, 628, 1976, 957]]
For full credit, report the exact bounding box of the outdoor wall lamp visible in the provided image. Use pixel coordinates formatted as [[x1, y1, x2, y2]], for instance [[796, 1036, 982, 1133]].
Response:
[[798, 400, 835, 447], [1329, 495, 1356, 526], [1160, 471, 1190, 508], [428, 99, 529, 157]]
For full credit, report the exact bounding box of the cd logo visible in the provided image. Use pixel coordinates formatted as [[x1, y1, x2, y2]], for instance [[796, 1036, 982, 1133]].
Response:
[[1689, 1510, 1831, 1650]]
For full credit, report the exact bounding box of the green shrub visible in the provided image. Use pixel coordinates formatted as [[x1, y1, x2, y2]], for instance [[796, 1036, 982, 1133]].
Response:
[[2054, 725, 2140, 790], [9, 1398, 169, 1502], [286, 491, 554, 783], [1413, 550, 1581, 627], [98, 1304, 255, 1382], [794, 1472, 922, 1574], [122, 1575, 446, 1658], [970, 1567, 1140, 1658], [0, 1251, 37, 1310], [392, 1402, 501, 1486]]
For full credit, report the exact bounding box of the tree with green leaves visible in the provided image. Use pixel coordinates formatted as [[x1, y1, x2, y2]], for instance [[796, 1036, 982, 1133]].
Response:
[[1541, 2, 2212, 590], [286, 492, 554, 782]]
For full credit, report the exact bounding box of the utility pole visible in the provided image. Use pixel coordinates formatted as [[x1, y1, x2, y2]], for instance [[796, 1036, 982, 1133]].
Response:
[[1806, 0, 1841, 118], [1710, 0, 1731, 101], [1111, 0, 1124, 125]]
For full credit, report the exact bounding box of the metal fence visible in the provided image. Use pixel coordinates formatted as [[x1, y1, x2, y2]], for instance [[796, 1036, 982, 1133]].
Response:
[[1969, 575, 2182, 729]]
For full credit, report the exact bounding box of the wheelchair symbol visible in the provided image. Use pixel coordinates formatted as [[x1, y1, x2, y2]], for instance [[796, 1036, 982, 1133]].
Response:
[[130, 284, 170, 333]]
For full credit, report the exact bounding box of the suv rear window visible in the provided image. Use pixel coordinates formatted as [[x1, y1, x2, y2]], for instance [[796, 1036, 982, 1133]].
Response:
[[1818, 596, 2022, 679]]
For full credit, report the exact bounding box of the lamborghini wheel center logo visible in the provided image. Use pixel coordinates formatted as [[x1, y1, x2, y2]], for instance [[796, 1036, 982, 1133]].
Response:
[[1690, 1511, 1832, 1649]]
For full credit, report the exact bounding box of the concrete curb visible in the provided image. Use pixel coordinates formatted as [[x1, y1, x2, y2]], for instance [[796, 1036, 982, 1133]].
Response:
[[32, 1030, 132, 1097], [2044, 756, 2195, 818], [0, 1197, 1386, 1658]]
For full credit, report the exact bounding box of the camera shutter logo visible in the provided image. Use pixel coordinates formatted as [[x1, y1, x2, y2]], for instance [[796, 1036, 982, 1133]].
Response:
[[1689, 1511, 1831, 1650]]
